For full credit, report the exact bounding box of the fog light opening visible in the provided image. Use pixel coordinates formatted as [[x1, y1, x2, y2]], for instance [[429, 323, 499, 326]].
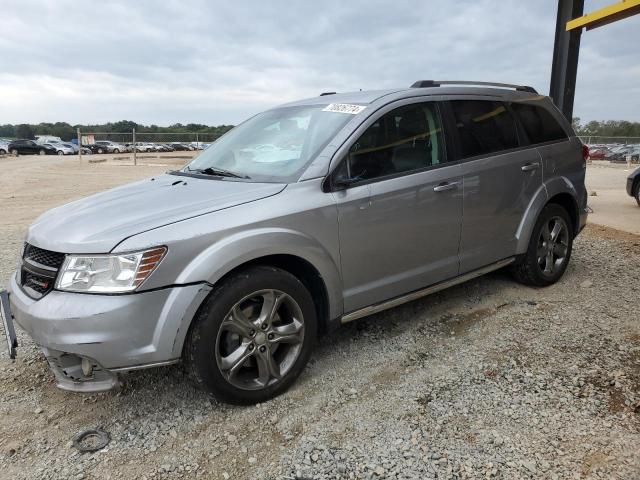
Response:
[[81, 358, 94, 377]]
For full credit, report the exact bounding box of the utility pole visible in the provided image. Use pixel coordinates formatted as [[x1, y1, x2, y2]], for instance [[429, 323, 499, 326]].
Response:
[[77, 128, 82, 162], [550, 0, 585, 122], [132, 128, 137, 166]]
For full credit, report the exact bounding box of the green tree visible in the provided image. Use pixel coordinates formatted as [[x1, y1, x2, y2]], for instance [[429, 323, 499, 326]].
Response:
[[16, 124, 35, 139]]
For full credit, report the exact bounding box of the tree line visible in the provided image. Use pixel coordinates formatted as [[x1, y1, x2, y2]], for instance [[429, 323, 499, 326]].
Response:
[[572, 118, 640, 138], [0, 121, 234, 142], [2, 118, 640, 142]]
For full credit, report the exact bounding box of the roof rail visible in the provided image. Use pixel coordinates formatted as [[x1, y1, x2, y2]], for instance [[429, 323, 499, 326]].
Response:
[[320, 91, 336, 96], [410, 80, 537, 94]]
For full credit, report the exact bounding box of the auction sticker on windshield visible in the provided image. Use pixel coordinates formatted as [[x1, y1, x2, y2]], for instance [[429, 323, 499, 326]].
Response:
[[322, 104, 366, 115]]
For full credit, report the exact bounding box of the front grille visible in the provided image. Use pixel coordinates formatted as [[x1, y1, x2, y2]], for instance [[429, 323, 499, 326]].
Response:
[[20, 243, 65, 299], [24, 244, 65, 269]]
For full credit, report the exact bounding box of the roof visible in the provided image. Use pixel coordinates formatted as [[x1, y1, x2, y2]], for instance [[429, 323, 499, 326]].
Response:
[[277, 84, 543, 110]]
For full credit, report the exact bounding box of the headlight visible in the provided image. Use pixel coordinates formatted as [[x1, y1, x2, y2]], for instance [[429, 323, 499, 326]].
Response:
[[55, 247, 166, 293]]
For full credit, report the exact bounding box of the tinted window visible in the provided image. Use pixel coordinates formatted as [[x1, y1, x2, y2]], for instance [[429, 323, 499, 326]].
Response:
[[345, 102, 446, 181], [512, 103, 568, 144], [450, 100, 519, 158]]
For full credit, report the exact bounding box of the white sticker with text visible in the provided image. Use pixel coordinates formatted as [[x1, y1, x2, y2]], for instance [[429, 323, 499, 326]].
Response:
[[322, 103, 366, 115]]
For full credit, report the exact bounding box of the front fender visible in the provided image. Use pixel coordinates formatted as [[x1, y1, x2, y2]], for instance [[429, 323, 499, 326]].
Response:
[[515, 176, 578, 254], [175, 227, 343, 319]]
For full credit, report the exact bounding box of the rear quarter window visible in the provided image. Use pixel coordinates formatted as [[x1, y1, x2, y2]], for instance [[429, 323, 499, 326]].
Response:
[[512, 103, 568, 144]]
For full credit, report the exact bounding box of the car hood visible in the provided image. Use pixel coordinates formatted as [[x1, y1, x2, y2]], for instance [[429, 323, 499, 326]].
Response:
[[27, 174, 286, 253]]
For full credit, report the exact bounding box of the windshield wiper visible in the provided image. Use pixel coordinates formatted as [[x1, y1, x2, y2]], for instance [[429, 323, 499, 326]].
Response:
[[186, 166, 249, 179]]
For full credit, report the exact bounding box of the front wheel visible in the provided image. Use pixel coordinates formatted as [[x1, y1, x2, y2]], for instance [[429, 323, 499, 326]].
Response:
[[634, 183, 640, 207], [39, 149, 46, 155], [184, 266, 317, 404], [57, 150, 64, 155], [511, 204, 573, 287], [11, 149, 18, 156]]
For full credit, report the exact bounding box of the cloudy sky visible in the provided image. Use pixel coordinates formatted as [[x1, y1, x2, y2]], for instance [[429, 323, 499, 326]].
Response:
[[1, 0, 638, 125]]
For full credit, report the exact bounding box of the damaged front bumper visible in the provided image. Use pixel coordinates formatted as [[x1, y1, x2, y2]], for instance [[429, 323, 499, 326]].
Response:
[[6, 272, 211, 393]]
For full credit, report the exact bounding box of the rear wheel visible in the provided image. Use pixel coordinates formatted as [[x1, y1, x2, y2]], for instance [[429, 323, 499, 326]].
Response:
[[97, 148, 104, 154], [113, 148, 120, 153], [511, 204, 573, 287], [11, 149, 18, 156], [634, 182, 640, 207], [185, 266, 316, 404], [39, 149, 46, 155], [57, 150, 64, 155]]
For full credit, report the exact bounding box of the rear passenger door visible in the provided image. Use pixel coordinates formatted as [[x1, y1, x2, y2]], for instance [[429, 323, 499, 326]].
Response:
[[448, 99, 543, 273]]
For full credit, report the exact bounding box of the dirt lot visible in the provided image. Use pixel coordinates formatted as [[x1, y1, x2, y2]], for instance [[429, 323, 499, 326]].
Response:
[[0, 156, 638, 480], [585, 161, 640, 235]]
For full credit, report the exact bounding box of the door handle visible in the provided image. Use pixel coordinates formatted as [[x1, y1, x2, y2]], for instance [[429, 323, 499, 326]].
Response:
[[521, 162, 540, 172], [433, 181, 460, 192]]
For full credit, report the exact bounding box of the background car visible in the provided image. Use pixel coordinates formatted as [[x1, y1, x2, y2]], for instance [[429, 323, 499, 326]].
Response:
[[94, 140, 128, 153], [169, 142, 193, 151], [44, 143, 75, 155], [7, 139, 57, 155], [626, 166, 640, 206], [0, 139, 9, 154]]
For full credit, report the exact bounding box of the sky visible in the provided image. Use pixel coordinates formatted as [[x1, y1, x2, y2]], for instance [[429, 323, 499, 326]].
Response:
[[0, 0, 638, 125]]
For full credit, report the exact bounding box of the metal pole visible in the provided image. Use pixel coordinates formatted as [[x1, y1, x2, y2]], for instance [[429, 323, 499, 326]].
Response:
[[132, 128, 137, 166], [196, 132, 199, 150], [549, 0, 584, 121], [77, 128, 82, 162]]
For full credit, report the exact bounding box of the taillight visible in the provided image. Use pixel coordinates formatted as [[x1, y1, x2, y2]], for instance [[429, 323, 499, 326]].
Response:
[[582, 144, 589, 162]]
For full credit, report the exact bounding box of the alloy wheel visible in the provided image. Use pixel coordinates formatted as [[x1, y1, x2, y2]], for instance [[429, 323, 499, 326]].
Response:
[[536, 216, 569, 276], [215, 289, 305, 391]]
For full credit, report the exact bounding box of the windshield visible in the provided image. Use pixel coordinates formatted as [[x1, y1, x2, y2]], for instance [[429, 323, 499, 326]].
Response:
[[180, 105, 355, 183]]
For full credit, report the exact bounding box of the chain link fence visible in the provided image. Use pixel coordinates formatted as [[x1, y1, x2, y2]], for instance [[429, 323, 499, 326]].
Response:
[[579, 136, 640, 145], [75, 129, 223, 165]]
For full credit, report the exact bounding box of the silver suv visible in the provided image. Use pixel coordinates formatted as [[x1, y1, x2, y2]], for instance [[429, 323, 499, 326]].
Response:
[[5, 81, 588, 404]]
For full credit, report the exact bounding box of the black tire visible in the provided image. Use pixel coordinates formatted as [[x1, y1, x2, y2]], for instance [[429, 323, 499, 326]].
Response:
[[113, 148, 120, 153], [184, 266, 317, 405], [39, 149, 46, 155], [634, 182, 640, 207], [97, 148, 104, 154], [57, 150, 64, 155], [511, 204, 574, 287], [11, 149, 18, 156]]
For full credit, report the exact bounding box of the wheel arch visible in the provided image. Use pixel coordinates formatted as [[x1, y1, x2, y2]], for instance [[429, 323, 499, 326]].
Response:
[[515, 177, 580, 254], [175, 252, 335, 361], [167, 228, 343, 358]]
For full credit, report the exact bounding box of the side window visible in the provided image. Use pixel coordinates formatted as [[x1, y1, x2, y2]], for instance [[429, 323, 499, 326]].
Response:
[[511, 103, 568, 144], [345, 102, 446, 181], [450, 100, 519, 158]]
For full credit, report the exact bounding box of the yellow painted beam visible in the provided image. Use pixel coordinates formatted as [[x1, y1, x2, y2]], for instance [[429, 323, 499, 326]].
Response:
[[566, 0, 640, 31]]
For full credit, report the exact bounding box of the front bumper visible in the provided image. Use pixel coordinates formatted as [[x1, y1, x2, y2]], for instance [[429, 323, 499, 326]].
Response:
[[8, 272, 211, 392]]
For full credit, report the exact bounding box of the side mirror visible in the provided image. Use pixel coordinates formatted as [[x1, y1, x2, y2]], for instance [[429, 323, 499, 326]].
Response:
[[333, 176, 354, 189]]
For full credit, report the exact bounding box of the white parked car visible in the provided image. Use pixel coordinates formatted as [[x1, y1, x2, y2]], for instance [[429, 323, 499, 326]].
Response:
[[45, 143, 75, 155], [35, 135, 63, 145]]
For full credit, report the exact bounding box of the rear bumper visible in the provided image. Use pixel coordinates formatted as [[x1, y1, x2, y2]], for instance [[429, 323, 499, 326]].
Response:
[[578, 206, 588, 235], [627, 177, 636, 197], [8, 272, 211, 392]]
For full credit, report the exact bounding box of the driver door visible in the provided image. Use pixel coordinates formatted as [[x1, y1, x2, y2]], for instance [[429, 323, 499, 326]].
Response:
[[332, 101, 463, 313]]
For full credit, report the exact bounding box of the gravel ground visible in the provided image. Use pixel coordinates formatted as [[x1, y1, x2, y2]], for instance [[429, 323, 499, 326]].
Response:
[[0, 156, 638, 479]]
